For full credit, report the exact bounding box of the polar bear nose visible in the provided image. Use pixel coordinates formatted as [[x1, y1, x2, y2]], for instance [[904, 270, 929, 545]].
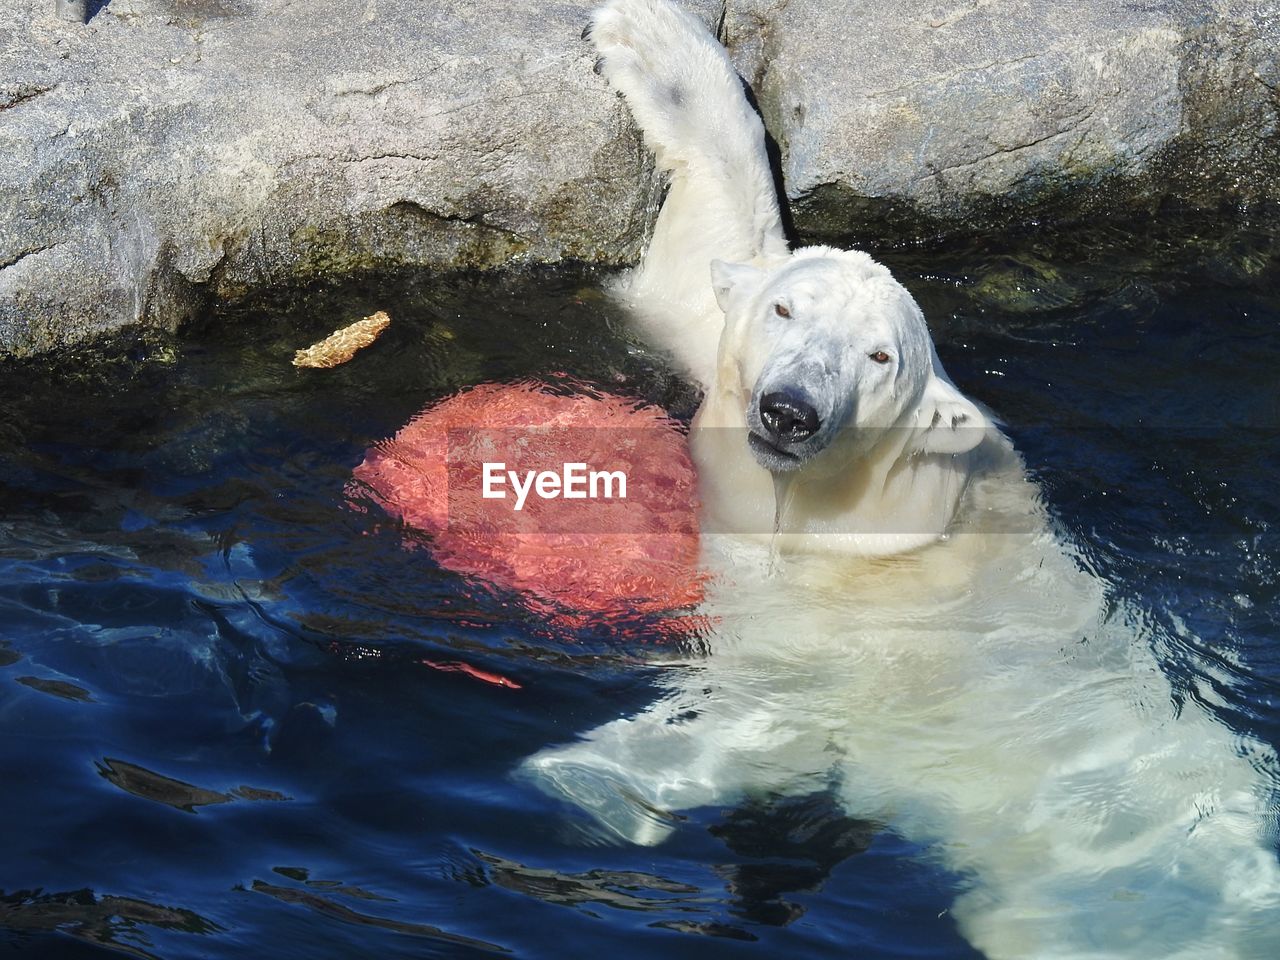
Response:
[[759, 391, 821, 442]]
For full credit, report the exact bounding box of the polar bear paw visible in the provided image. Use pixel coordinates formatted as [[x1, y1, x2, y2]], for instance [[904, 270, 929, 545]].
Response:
[[585, 0, 749, 170], [519, 749, 680, 846]]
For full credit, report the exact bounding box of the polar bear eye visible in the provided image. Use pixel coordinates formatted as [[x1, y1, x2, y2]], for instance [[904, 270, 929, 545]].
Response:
[[869, 351, 892, 364], [774, 303, 791, 318]]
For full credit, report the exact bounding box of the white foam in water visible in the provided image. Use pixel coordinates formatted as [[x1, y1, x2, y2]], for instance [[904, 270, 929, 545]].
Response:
[[522, 437, 1280, 959]]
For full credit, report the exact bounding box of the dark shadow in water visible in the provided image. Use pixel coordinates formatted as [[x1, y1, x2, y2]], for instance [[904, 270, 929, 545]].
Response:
[[709, 792, 880, 927], [247, 878, 510, 955], [465, 794, 878, 940], [473, 849, 703, 915], [452, 800, 866, 946], [96, 757, 234, 812], [269, 866, 394, 902], [15, 676, 93, 702], [0, 887, 219, 959], [95, 757, 289, 812], [468, 849, 766, 940]]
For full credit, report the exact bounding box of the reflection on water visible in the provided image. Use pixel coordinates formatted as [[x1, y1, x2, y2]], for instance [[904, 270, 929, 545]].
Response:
[[14, 676, 93, 702], [268, 866, 394, 901], [474, 849, 705, 912], [710, 793, 878, 927], [94, 758, 289, 813], [466, 794, 876, 939], [94, 758, 232, 812], [0, 889, 219, 960], [0, 215, 1277, 958], [247, 878, 509, 955]]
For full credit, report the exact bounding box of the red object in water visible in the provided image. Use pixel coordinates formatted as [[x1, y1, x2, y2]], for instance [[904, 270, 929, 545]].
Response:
[[419, 658, 524, 689], [349, 380, 705, 625]]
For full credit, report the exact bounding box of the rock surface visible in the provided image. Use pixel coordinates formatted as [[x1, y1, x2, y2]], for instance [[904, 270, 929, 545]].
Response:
[[1, 0, 654, 357], [720, 0, 1280, 239], [2, 0, 1278, 356]]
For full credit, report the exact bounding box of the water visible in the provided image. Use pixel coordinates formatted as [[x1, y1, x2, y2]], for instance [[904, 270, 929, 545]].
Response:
[[1, 214, 1279, 958], [767, 472, 798, 576]]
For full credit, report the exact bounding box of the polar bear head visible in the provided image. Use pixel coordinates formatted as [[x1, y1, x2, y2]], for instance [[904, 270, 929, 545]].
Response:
[[710, 247, 986, 474]]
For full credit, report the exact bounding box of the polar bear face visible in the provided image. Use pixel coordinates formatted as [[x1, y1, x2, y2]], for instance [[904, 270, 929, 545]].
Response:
[[710, 248, 986, 475]]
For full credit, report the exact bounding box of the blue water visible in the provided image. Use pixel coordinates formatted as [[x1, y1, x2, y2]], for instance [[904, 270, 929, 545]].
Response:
[[1, 217, 1278, 958]]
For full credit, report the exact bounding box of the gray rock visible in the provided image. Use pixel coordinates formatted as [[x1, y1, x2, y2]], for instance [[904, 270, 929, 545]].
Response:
[[721, 0, 1280, 239], [2, 0, 1278, 357], [1, 0, 654, 357]]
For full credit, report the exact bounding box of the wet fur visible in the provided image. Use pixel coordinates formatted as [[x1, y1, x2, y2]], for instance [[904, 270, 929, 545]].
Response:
[[521, 3, 1280, 957]]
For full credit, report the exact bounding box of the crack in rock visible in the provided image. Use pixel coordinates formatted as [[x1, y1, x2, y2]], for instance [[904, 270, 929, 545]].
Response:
[[0, 244, 57, 274], [912, 112, 1098, 184], [0, 82, 58, 113]]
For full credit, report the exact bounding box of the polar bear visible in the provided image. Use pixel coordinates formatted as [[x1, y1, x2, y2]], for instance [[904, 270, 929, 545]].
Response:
[[589, 0, 991, 556], [520, 2, 1280, 958]]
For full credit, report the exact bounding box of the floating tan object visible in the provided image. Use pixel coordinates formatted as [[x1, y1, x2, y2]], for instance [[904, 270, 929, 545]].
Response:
[[292, 311, 391, 368]]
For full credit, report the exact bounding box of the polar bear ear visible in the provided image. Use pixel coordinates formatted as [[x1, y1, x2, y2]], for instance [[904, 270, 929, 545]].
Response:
[[910, 375, 987, 455], [710, 260, 766, 316]]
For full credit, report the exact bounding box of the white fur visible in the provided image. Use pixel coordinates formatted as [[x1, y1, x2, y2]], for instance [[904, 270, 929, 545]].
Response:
[[594, 0, 988, 555], [521, 2, 1280, 957], [695, 245, 991, 554], [589, 0, 788, 387]]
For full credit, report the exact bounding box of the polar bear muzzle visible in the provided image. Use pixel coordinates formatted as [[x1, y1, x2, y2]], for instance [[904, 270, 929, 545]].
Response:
[[748, 388, 824, 471], [759, 390, 820, 442]]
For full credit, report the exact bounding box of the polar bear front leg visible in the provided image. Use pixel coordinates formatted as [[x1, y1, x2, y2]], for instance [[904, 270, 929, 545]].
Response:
[[520, 664, 838, 845], [520, 701, 722, 846], [586, 0, 789, 387]]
